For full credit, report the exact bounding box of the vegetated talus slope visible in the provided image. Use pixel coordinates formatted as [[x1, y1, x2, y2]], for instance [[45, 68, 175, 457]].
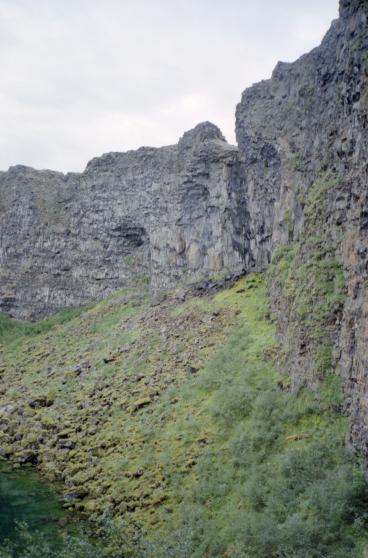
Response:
[[1, 276, 368, 557]]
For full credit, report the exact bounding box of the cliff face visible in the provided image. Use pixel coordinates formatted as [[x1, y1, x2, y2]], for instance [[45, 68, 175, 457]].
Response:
[[236, 0, 367, 269], [236, 0, 368, 455], [1, 0, 368, 454], [0, 123, 246, 319]]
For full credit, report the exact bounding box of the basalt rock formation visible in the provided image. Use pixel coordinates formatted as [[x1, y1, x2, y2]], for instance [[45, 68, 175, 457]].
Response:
[[1, 0, 368, 456], [235, 0, 368, 457], [0, 122, 245, 320]]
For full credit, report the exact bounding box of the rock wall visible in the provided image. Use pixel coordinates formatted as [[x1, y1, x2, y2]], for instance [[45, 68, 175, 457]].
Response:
[[0, 123, 246, 319], [235, 0, 368, 457], [236, 0, 367, 267]]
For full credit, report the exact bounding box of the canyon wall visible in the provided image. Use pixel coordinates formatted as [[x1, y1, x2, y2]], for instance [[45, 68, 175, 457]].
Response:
[[1, 0, 368, 454], [0, 123, 246, 319], [235, 0, 368, 456]]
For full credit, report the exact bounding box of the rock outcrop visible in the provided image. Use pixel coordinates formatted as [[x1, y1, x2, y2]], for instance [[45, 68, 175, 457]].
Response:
[[0, 122, 246, 319], [236, 0, 367, 269], [235, 0, 368, 457], [1, 0, 368, 459]]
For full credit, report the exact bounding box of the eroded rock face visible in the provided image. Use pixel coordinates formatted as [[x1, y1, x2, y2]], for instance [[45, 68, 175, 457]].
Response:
[[236, 0, 368, 456], [0, 122, 246, 319], [236, 0, 367, 269]]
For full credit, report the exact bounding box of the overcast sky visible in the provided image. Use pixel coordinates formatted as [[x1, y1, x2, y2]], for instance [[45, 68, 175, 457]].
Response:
[[0, 0, 338, 173]]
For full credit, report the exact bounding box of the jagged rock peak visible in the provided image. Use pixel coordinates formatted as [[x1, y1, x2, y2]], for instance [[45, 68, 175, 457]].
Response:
[[85, 122, 227, 173], [178, 121, 226, 148]]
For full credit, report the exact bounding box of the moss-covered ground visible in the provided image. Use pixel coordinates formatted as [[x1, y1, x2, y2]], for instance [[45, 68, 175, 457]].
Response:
[[0, 282, 239, 539], [1, 275, 368, 556]]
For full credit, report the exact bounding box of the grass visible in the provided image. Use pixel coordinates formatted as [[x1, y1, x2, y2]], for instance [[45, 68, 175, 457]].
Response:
[[0, 307, 87, 345], [268, 240, 346, 379], [1, 276, 368, 556], [303, 171, 338, 220], [141, 276, 368, 557], [0, 282, 235, 548]]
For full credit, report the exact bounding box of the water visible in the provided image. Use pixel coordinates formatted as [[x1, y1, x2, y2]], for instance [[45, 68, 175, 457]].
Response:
[[0, 462, 65, 546]]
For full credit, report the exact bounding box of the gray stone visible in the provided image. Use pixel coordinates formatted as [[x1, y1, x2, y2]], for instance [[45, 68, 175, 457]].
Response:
[[0, 122, 245, 320]]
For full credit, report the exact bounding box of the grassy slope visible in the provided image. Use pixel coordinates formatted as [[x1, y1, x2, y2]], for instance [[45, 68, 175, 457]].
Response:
[[0, 283, 238, 532], [1, 275, 368, 557]]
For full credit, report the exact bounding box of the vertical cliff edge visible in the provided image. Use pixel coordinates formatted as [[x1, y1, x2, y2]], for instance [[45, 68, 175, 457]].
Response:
[[235, 0, 368, 457]]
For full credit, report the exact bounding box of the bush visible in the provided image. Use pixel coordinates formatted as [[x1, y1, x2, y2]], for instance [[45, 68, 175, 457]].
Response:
[[155, 374, 368, 557]]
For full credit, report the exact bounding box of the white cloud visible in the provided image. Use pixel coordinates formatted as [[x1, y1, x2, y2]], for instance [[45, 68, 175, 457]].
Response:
[[0, 0, 338, 172]]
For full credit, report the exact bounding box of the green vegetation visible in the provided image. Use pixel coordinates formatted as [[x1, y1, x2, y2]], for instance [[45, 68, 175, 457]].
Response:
[[141, 277, 368, 557], [0, 307, 87, 345], [291, 153, 303, 172], [123, 254, 136, 268], [0, 518, 140, 558], [0, 283, 235, 551], [269, 240, 345, 378], [268, 171, 345, 380], [1, 275, 367, 556], [283, 208, 293, 240], [303, 171, 338, 221], [0, 463, 65, 552]]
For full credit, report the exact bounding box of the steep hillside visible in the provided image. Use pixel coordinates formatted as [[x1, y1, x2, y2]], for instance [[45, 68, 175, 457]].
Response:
[[1, 276, 368, 556]]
